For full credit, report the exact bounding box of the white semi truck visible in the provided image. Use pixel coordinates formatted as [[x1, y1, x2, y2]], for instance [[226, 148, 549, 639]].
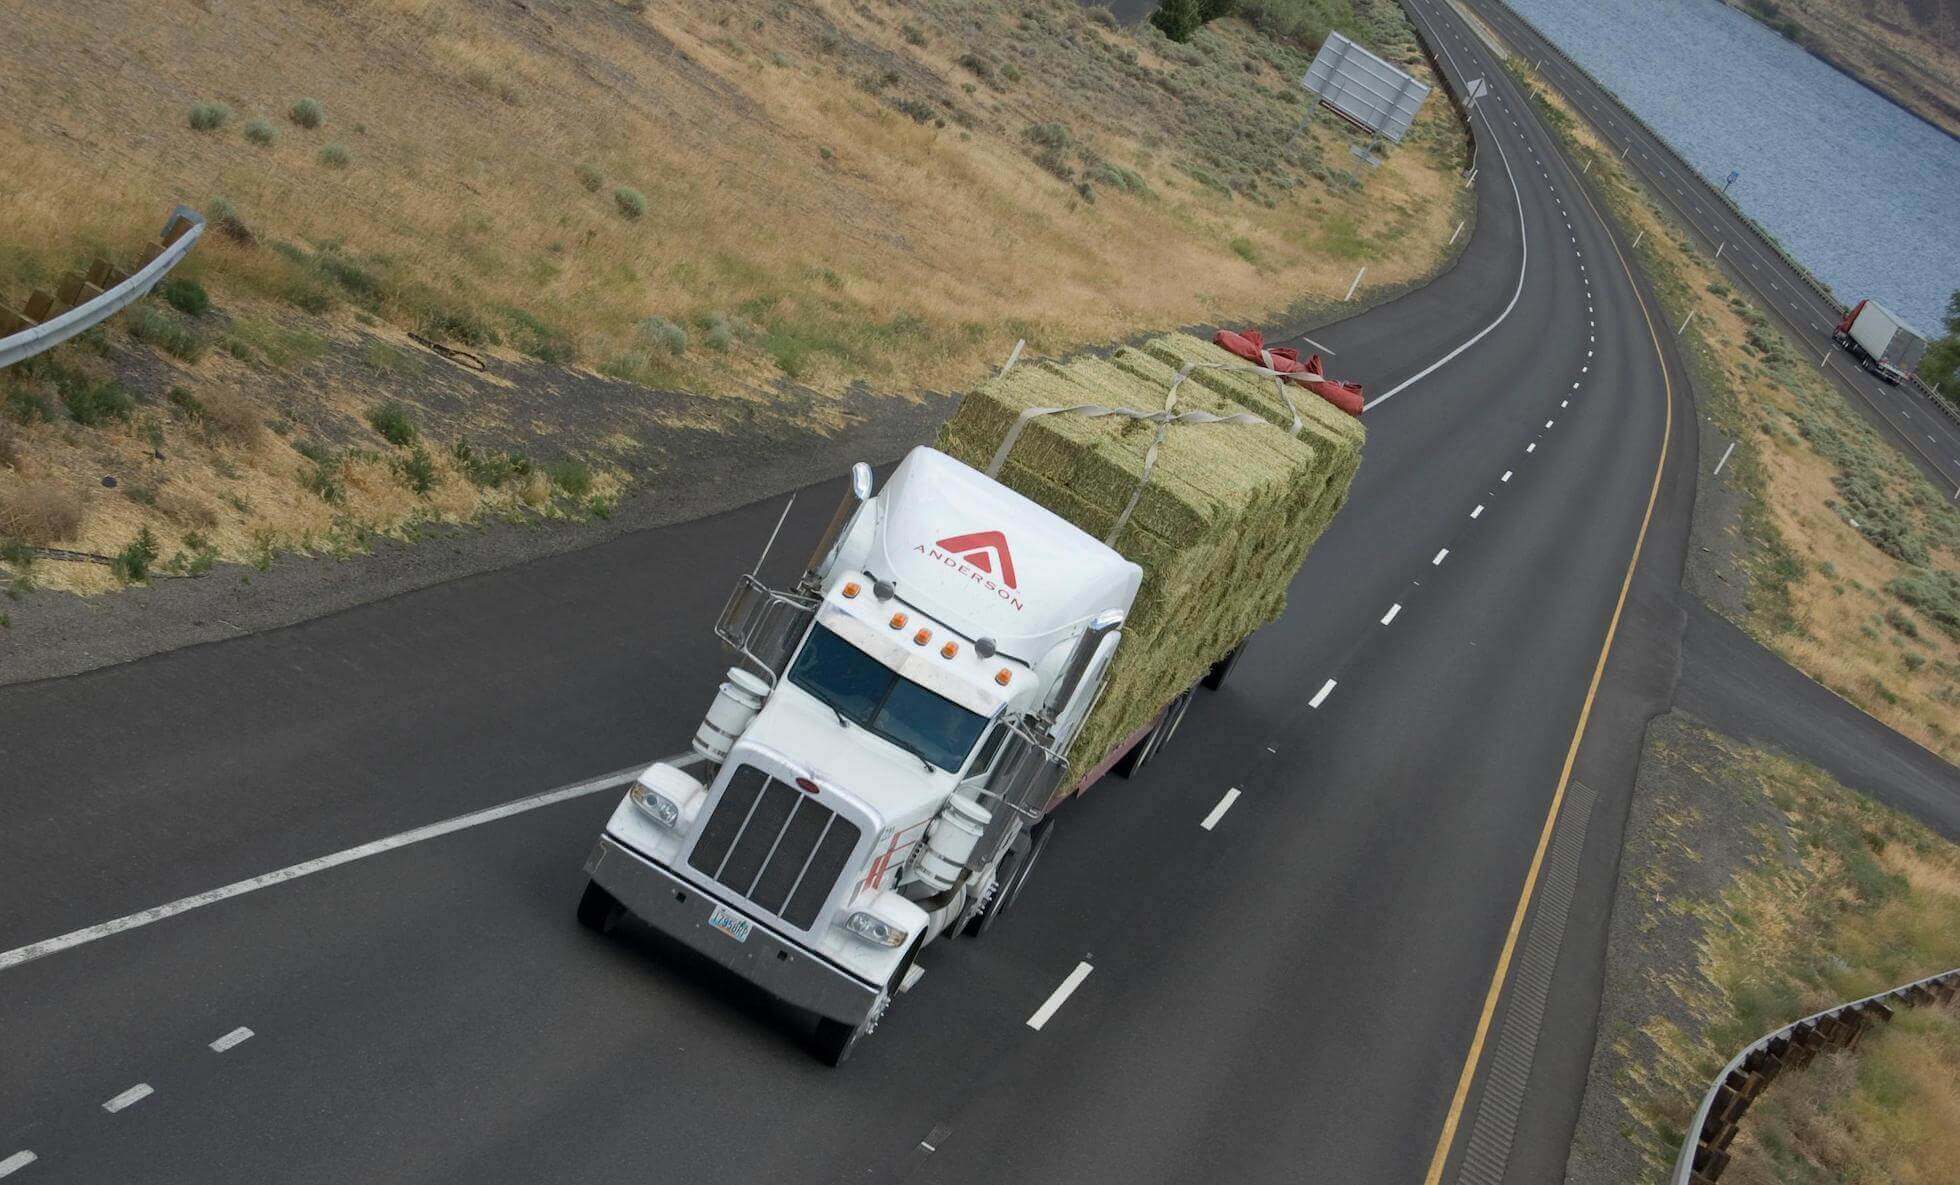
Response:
[[575, 447, 1236, 1063], [1834, 298, 1926, 386]]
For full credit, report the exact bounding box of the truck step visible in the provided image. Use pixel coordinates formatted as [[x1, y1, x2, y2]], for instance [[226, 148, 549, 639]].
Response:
[[900, 964, 926, 994]]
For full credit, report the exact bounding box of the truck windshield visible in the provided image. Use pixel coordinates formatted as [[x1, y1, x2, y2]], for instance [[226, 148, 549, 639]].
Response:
[[788, 624, 990, 773]]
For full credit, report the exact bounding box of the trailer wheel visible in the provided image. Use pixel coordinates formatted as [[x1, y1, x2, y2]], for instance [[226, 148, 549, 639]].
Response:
[[1201, 641, 1246, 690], [576, 880, 624, 934]]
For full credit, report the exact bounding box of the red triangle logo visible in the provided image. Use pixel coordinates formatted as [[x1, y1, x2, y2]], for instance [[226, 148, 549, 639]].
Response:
[[935, 530, 1017, 589]]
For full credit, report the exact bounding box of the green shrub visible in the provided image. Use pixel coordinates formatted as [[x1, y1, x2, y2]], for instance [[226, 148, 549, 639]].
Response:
[[614, 186, 647, 220], [318, 142, 351, 168], [452, 437, 529, 487], [188, 102, 231, 132], [127, 305, 205, 361], [394, 444, 437, 494], [502, 307, 577, 364], [111, 527, 160, 583], [162, 278, 209, 316], [1888, 569, 1960, 639], [244, 117, 277, 147], [958, 52, 996, 84], [576, 162, 604, 192], [61, 375, 134, 426], [637, 316, 687, 356], [289, 98, 324, 129], [705, 313, 734, 352], [547, 459, 593, 499], [1024, 121, 1072, 149], [165, 386, 205, 421], [367, 401, 418, 447], [300, 458, 345, 504]]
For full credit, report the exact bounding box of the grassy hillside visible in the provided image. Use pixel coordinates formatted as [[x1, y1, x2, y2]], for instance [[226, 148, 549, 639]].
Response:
[[0, 0, 1468, 596], [1725, 0, 1960, 138], [1567, 713, 1960, 1184]]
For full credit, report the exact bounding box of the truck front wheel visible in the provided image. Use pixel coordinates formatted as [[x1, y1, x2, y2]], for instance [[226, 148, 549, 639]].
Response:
[[576, 880, 625, 934], [813, 937, 924, 1066]]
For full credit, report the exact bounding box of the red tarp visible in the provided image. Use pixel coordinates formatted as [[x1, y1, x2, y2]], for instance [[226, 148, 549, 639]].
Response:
[[1212, 328, 1365, 417]]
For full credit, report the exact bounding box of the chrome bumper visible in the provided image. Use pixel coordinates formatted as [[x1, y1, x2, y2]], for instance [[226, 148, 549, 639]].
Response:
[[584, 833, 882, 1025]]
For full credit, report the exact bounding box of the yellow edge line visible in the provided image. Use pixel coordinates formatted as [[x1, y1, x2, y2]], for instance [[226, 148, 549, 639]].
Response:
[[1418, 67, 1678, 1185]]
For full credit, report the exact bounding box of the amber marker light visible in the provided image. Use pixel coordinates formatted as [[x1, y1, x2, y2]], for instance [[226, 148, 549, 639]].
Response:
[[913, 629, 932, 646], [994, 669, 1012, 686], [940, 642, 959, 659], [841, 582, 861, 599], [889, 613, 908, 629]]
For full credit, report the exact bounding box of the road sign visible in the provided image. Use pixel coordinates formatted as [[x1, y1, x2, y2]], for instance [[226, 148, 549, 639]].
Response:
[[1301, 32, 1431, 143], [1723, 169, 1740, 194], [1466, 77, 1489, 102]]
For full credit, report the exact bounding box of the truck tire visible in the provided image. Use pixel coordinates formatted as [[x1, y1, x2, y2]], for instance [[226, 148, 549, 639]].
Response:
[[576, 879, 625, 934], [813, 937, 923, 1066], [1201, 641, 1246, 690], [964, 832, 1031, 938], [997, 817, 1055, 918]]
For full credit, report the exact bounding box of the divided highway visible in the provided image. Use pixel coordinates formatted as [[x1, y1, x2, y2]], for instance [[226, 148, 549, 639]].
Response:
[[1464, 0, 1960, 497], [0, 7, 1681, 1184]]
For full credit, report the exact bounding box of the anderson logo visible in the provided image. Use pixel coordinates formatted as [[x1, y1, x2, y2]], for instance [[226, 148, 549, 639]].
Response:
[[917, 530, 1024, 610]]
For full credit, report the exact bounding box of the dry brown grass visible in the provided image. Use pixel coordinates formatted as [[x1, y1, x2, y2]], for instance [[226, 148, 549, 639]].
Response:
[[0, 0, 1470, 596], [0, 482, 85, 546], [1514, 63, 1960, 762], [1606, 719, 1960, 1179], [0, 0, 1465, 394]]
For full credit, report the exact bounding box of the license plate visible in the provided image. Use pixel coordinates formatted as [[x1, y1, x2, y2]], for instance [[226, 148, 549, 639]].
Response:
[[707, 902, 752, 943]]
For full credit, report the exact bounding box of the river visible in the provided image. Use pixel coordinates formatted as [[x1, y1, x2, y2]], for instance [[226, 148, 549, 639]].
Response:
[[1505, 0, 1959, 334]]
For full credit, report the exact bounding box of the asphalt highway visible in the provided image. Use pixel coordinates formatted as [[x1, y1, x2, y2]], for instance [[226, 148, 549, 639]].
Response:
[[3, 6, 1685, 1184], [1464, 0, 1960, 498]]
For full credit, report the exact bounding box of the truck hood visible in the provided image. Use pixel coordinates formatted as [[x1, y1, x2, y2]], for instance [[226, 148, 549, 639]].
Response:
[[738, 680, 954, 825], [873, 447, 1141, 664]]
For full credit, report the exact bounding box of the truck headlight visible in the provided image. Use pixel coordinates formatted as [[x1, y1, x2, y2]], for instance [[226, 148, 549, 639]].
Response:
[[629, 782, 682, 828], [844, 910, 911, 948]]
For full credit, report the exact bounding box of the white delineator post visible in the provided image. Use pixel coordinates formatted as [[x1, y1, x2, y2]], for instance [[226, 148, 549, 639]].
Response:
[[1344, 266, 1367, 302], [1676, 310, 1695, 336]]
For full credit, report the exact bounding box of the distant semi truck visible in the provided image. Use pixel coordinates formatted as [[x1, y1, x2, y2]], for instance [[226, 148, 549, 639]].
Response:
[[1834, 299, 1926, 386]]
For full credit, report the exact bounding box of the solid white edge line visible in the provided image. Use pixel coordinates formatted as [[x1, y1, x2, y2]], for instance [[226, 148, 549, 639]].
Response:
[[1310, 679, 1337, 708], [1027, 962, 1094, 1030], [1381, 603, 1403, 625], [210, 1026, 255, 1053], [0, 1151, 36, 1179], [103, 1084, 152, 1113], [1200, 788, 1242, 831], [1366, 3, 1531, 412], [0, 763, 652, 973]]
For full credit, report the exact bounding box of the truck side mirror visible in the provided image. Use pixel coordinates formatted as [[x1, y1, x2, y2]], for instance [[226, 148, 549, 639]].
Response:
[[851, 461, 874, 502]]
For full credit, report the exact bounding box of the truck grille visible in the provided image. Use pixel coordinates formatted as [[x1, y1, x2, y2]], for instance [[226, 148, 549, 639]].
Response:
[[687, 765, 862, 930]]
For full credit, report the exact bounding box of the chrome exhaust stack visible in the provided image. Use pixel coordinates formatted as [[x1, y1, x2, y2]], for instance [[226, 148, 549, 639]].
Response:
[[799, 462, 874, 593], [1039, 609, 1125, 725]]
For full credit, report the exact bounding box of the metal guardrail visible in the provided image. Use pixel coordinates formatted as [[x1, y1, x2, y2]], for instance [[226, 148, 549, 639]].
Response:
[[1483, 2, 1959, 426], [0, 206, 205, 370], [1669, 966, 1959, 1184]]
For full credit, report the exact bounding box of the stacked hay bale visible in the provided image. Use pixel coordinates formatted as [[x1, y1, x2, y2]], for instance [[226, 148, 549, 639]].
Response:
[[934, 333, 1365, 781]]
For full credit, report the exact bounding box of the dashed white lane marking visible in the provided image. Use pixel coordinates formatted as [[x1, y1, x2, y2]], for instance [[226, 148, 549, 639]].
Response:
[[1432, 548, 1450, 565], [1027, 962, 1094, 1030], [1561, 399, 1568, 408], [1527, 442, 1537, 453], [0, 1152, 36, 1179], [1545, 420, 1555, 429], [1201, 788, 1242, 831], [0, 764, 647, 973], [1310, 679, 1337, 708], [1502, 470, 1513, 482], [210, 1026, 255, 1053], [1572, 381, 1581, 390], [103, 1084, 153, 1113], [1471, 504, 1485, 519], [1381, 603, 1403, 626]]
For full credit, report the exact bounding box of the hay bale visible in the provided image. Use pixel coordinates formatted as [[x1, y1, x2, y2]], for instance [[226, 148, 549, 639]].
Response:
[[932, 333, 1365, 777]]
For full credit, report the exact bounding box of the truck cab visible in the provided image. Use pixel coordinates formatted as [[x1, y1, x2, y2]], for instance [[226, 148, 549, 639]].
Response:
[[578, 447, 1140, 1063]]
